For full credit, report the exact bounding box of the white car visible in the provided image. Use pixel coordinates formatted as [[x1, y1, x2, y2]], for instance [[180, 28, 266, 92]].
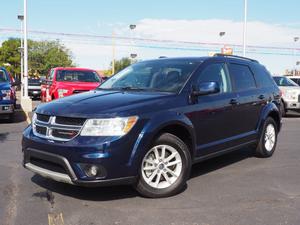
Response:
[[273, 75, 300, 116]]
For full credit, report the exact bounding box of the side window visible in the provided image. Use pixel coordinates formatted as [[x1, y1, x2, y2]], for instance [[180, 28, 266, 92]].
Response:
[[49, 69, 54, 81], [252, 65, 274, 88], [197, 63, 232, 93], [229, 64, 256, 91]]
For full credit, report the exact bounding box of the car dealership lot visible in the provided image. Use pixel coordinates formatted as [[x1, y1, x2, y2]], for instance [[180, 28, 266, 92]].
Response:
[[1, 108, 300, 225]]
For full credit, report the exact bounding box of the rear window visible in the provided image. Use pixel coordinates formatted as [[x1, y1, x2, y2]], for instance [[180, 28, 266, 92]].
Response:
[[228, 64, 256, 91], [0, 70, 8, 82], [56, 70, 101, 82], [28, 78, 41, 85]]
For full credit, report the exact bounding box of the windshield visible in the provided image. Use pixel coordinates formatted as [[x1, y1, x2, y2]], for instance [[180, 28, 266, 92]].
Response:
[[56, 70, 101, 82], [273, 76, 299, 87], [0, 70, 8, 82], [99, 59, 201, 93]]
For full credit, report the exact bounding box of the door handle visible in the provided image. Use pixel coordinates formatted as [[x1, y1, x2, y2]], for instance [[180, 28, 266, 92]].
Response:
[[258, 94, 265, 100], [229, 98, 239, 105]]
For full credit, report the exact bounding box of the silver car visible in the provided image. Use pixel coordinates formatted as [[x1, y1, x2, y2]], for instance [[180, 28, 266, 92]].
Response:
[[273, 75, 300, 116]]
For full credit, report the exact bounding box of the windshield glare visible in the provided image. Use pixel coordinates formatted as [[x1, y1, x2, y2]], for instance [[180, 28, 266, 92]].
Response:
[[273, 76, 299, 87], [56, 70, 100, 82], [99, 60, 201, 93], [0, 70, 8, 82]]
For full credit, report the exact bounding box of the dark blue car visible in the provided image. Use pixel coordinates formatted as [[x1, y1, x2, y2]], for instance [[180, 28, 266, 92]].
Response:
[[0, 67, 18, 122], [22, 55, 282, 197]]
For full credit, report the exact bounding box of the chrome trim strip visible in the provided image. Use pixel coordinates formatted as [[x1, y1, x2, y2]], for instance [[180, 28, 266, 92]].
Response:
[[33, 115, 85, 142], [25, 163, 73, 184]]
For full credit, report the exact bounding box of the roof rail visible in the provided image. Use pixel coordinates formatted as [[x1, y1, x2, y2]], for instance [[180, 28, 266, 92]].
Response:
[[213, 53, 259, 63]]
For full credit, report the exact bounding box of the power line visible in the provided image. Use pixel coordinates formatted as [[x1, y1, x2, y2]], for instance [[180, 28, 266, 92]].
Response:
[[1, 28, 299, 52]]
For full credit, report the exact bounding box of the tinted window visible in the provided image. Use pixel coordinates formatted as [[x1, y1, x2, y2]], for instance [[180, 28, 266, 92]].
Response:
[[197, 63, 232, 93], [290, 78, 300, 86], [229, 64, 256, 91], [28, 78, 41, 86], [56, 70, 101, 82], [0, 70, 8, 82], [273, 76, 298, 87], [100, 59, 201, 93], [252, 65, 274, 87]]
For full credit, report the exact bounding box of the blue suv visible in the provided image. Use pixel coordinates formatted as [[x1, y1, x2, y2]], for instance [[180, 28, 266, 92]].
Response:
[[0, 67, 19, 122], [22, 55, 281, 198]]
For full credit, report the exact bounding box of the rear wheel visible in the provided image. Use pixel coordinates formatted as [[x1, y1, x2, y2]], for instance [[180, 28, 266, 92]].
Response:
[[256, 117, 278, 158], [280, 101, 286, 117], [135, 133, 191, 198]]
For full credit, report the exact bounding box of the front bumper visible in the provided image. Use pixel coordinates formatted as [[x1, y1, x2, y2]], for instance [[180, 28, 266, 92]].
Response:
[[285, 101, 300, 110], [28, 89, 41, 97], [22, 125, 143, 186], [24, 149, 136, 186], [0, 104, 14, 114]]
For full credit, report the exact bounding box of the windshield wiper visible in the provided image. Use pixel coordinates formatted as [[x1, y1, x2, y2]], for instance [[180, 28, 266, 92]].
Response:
[[119, 86, 147, 91]]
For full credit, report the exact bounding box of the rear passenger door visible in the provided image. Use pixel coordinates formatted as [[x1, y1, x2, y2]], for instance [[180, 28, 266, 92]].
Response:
[[228, 62, 261, 138]]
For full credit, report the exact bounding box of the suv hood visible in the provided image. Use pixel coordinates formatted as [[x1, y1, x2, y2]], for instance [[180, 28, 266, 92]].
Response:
[[36, 90, 177, 118]]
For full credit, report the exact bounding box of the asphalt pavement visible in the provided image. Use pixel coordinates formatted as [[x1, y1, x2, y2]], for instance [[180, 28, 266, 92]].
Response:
[[1, 104, 300, 225]]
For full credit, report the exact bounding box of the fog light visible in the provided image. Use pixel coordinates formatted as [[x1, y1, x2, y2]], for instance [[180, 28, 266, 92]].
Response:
[[85, 165, 99, 177]]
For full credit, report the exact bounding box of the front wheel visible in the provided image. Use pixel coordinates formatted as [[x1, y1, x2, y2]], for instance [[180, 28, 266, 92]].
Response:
[[255, 117, 278, 158], [135, 133, 191, 198]]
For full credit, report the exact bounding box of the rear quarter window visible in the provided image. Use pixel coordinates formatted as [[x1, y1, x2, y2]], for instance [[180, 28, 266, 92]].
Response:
[[251, 64, 275, 88], [228, 63, 256, 92]]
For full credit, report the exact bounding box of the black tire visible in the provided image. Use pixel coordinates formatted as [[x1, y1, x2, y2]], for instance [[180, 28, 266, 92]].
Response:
[[135, 133, 192, 198], [280, 101, 286, 117], [255, 117, 278, 158]]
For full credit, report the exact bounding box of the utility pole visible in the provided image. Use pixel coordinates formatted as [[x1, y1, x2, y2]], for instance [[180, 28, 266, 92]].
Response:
[[17, 15, 24, 97], [112, 31, 115, 75], [21, 0, 32, 113], [294, 37, 299, 75], [243, 0, 248, 57]]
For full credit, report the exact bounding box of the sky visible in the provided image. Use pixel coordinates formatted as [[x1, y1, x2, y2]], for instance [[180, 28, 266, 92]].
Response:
[[1, 0, 300, 74]]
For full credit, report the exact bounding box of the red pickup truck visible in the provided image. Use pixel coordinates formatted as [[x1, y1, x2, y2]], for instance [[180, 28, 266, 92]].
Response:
[[41, 67, 102, 102]]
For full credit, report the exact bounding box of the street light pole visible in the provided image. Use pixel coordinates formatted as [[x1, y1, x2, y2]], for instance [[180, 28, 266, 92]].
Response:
[[293, 37, 299, 75], [17, 15, 24, 97], [243, 0, 248, 57], [129, 24, 137, 63], [23, 0, 28, 98]]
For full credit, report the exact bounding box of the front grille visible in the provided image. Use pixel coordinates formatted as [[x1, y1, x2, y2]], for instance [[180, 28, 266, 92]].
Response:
[[73, 90, 88, 94], [30, 157, 67, 174], [52, 129, 79, 140], [33, 113, 85, 141], [55, 116, 85, 126], [36, 125, 47, 135], [36, 113, 50, 122], [298, 94, 300, 103]]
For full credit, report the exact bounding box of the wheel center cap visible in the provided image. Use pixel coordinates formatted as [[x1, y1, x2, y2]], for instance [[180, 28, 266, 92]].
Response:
[[158, 163, 165, 170]]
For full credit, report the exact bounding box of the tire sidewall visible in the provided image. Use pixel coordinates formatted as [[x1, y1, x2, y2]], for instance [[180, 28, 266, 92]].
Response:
[[136, 133, 191, 198], [258, 117, 278, 157]]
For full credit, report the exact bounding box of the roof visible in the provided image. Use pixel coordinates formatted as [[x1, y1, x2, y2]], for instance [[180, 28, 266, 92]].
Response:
[[53, 67, 96, 71]]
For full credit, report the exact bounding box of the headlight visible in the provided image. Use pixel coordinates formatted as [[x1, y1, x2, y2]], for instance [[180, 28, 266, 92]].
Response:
[[32, 112, 37, 129], [80, 116, 138, 136], [1, 89, 12, 100], [57, 89, 69, 98], [283, 90, 298, 100]]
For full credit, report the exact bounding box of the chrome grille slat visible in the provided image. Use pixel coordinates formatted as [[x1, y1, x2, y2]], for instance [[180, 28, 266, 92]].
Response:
[[33, 114, 85, 141]]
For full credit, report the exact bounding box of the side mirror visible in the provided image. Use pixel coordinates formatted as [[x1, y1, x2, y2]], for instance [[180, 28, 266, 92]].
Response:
[[192, 81, 220, 96]]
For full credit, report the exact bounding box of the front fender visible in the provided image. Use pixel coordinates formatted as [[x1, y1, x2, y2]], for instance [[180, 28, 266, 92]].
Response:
[[127, 111, 196, 171]]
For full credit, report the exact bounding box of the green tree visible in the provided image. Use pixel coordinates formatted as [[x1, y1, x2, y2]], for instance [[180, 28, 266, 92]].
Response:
[[0, 38, 21, 77], [112, 57, 132, 74], [0, 38, 74, 78]]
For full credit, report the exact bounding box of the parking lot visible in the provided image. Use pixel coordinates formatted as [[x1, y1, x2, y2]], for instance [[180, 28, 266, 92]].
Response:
[[0, 100, 299, 225]]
